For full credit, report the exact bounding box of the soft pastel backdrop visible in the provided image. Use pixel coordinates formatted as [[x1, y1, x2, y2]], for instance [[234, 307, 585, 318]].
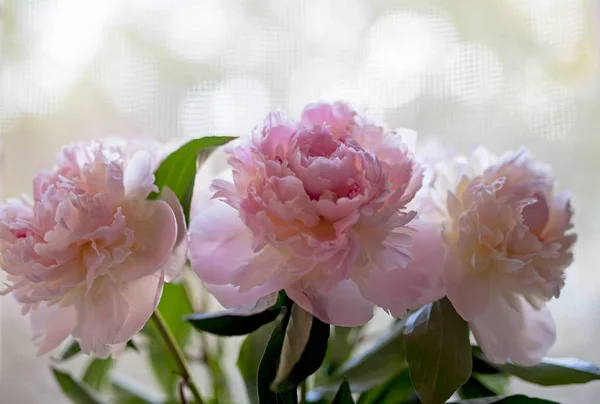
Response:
[[1, 0, 600, 402]]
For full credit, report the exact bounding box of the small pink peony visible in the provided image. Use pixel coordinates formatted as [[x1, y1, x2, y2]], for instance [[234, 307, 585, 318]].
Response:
[[425, 145, 576, 365], [189, 101, 445, 326], [0, 141, 187, 357]]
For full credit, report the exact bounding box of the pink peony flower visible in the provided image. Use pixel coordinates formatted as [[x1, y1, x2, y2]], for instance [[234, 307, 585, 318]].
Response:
[[189, 101, 445, 326], [0, 141, 187, 357], [425, 145, 576, 365]]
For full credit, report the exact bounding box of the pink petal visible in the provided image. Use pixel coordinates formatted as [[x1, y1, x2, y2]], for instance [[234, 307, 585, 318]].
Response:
[[123, 150, 156, 199], [444, 253, 493, 322], [285, 280, 374, 327], [356, 223, 446, 318], [118, 200, 177, 281], [160, 187, 188, 282], [189, 201, 256, 285], [74, 269, 164, 354], [112, 270, 165, 344], [471, 293, 556, 366], [205, 278, 283, 308], [92, 342, 127, 359], [230, 247, 284, 293], [541, 191, 573, 242], [30, 302, 77, 356], [300, 101, 355, 132], [522, 192, 550, 235], [73, 278, 129, 354]]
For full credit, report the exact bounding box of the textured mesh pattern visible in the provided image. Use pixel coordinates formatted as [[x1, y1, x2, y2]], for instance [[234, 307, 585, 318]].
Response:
[[2, 1, 600, 402]]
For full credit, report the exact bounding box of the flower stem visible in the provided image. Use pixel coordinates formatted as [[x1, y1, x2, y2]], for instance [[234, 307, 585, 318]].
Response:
[[151, 310, 205, 404], [300, 380, 307, 404]]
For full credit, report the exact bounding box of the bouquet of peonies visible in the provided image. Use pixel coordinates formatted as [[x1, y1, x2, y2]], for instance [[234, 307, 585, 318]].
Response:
[[0, 101, 591, 404]]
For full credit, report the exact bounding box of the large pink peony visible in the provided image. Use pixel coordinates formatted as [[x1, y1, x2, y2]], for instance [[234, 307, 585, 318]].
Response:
[[424, 145, 576, 365], [189, 101, 445, 326], [0, 141, 187, 357]]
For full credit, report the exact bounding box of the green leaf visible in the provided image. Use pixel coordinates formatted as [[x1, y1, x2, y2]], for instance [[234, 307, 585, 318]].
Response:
[[238, 323, 278, 404], [126, 339, 139, 352], [187, 293, 283, 336], [449, 395, 560, 403], [458, 376, 496, 400], [473, 346, 600, 386], [403, 298, 472, 404], [327, 327, 358, 374], [309, 321, 407, 401], [257, 306, 298, 404], [142, 283, 194, 399], [82, 357, 114, 391], [357, 368, 416, 404], [111, 373, 162, 404], [331, 380, 354, 404], [472, 350, 502, 375], [56, 340, 82, 361], [51, 368, 105, 404], [149, 136, 235, 222], [476, 374, 510, 396], [272, 305, 331, 391]]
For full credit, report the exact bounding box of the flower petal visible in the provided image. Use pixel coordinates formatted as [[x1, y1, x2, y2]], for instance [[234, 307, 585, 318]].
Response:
[[30, 302, 77, 356], [205, 278, 282, 309], [189, 200, 256, 285], [74, 269, 164, 354], [112, 270, 165, 344], [123, 150, 156, 199], [118, 200, 177, 281], [444, 253, 493, 322], [356, 223, 446, 318], [285, 280, 374, 327], [471, 293, 556, 366], [160, 187, 188, 282], [74, 278, 129, 354]]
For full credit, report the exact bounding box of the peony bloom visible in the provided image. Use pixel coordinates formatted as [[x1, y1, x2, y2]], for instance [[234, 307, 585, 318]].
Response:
[[0, 141, 187, 357], [424, 145, 576, 365], [189, 101, 445, 326]]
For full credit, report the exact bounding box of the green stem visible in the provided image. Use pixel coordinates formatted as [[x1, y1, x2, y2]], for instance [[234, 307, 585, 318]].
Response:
[[182, 272, 227, 403], [151, 310, 205, 404], [300, 380, 307, 404]]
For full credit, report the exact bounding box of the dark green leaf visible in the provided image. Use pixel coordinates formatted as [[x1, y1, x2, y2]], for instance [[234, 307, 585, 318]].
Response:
[[82, 357, 114, 391], [357, 368, 415, 404], [473, 346, 600, 386], [238, 323, 278, 404], [126, 340, 139, 352], [51, 368, 105, 404], [272, 306, 330, 391], [475, 374, 510, 396], [331, 380, 354, 404], [257, 307, 297, 404], [449, 395, 559, 403], [142, 283, 194, 399], [333, 321, 407, 390], [404, 297, 472, 404], [186, 294, 283, 336], [472, 350, 502, 375], [56, 340, 82, 361], [308, 321, 407, 401], [458, 376, 496, 400], [149, 136, 235, 222]]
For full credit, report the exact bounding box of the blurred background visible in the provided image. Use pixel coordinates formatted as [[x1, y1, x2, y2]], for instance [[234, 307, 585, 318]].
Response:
[[2, 0, 600, 402]]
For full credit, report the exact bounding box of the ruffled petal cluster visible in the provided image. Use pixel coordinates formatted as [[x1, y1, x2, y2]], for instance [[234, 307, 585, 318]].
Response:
[[425, 146, 576, 365], [0, 141, 186, 356], [189, 101, 445, 326]]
